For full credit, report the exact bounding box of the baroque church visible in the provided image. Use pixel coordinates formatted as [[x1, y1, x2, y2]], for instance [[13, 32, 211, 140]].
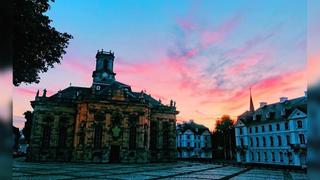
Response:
[[28, 50, 178, 163]]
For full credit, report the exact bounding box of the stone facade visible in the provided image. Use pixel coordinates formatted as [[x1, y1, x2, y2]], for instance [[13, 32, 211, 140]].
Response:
[[28, 50, 178, 163]]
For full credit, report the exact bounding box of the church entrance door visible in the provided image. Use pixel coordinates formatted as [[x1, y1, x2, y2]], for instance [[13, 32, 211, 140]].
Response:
[[109, 145, 120, 163]]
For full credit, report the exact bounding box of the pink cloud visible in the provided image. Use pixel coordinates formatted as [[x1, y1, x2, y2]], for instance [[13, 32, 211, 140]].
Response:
[[200, 15, 241, 48], [226, 53, 268, 75]]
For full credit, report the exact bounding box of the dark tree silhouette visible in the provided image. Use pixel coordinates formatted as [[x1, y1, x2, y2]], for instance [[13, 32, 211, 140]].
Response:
[[213, 115, 235, 160], [22, 111, 33, 144], [13, 0, 72, 86], [13, 126, 21, 151]]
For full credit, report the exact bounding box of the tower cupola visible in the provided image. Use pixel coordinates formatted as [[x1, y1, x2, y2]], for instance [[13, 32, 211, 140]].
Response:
[[92, 49, 116, 84]]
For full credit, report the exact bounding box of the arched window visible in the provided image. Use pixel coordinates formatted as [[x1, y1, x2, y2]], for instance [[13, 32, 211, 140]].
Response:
[[129, 124, 136, 150], [278, 136, 282, 146], [144, 124, 148, 147], [256, 137, 259, 147], [150, 121, 157, 150], [79, 122, 85, 145], [42, 126, 51, 148], [94, 124, 102, 149], [262, 137, 266, 147], [58, 117, 67, 147], [58, 128, 67, 147], [270, 136, 274, 146], [163, 122, 170, 149]]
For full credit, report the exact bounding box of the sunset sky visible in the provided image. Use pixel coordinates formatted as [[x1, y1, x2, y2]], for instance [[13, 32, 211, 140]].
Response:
[[13, 0, 308, 130]]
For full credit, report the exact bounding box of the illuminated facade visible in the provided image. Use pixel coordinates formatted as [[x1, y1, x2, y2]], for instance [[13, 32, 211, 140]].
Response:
[[28, 50, 178, 163], [235, 94, 307, 168]]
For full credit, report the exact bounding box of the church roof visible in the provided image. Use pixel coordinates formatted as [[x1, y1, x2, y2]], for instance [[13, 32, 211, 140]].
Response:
[[45, 80, 165, 108]]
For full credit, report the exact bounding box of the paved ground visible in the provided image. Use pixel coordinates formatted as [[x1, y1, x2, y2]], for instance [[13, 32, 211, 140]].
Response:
[[13, 159, 308, 180]]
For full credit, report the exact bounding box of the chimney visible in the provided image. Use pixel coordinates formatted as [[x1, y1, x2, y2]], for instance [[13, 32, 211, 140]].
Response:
[[260, 102, 267, 107], [279, 97, 288, 103]]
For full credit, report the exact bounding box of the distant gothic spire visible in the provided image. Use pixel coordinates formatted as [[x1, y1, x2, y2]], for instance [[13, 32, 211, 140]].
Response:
[[250, 88, 255, 112]]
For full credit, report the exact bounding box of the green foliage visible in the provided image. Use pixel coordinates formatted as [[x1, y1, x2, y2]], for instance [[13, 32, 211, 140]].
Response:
[[22, 111, 33, 144], [13, 0, 72, 86]]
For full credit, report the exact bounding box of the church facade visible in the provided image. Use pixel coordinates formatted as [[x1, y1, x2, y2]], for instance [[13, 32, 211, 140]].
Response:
[[27, 50, 178, 163]]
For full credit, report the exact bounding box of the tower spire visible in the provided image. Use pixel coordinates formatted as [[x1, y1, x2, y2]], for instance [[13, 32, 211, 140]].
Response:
[[249, 88, 255, 112]]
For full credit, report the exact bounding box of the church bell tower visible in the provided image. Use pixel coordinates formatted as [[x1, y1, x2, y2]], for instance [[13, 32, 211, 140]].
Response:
[[92, 49, 116, 85]]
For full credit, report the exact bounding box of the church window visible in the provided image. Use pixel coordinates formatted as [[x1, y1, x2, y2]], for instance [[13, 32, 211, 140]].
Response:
[[129, 124, 137, 150], [58, 117, 67, 147], [42, 126, 51, 148], [144, 124, 148, 147], [94, 124, 102, 149], [58, 128, 67, 147], [163, 122, 170, 149], [150, 121, 157, 150]]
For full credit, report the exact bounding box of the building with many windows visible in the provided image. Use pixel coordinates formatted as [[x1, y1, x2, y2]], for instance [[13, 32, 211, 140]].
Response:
[[235, 92, 307, 167], [176, 120, 212, 159], [28, 50, 178, 163]]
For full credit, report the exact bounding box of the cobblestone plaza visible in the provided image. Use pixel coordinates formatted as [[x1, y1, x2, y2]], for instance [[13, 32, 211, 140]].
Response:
[[13, 159, 307, 180]]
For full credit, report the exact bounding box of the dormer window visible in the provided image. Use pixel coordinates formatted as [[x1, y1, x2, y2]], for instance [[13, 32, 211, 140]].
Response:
[[267, 112, 275, 119], [255, 115, 261, 121]]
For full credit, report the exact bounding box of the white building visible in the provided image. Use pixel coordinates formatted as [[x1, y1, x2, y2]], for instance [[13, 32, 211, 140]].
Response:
[[235, 94, 307, 168], [176, 120, 212, 159]]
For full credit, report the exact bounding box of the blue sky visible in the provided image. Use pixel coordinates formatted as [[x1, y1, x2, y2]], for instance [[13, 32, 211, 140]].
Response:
[[14, 0, 307, 129]]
